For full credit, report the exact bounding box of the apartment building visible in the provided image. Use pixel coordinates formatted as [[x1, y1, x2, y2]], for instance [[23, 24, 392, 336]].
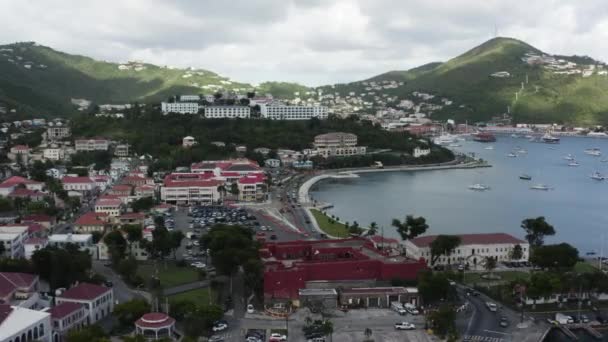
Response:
[[260, 104, 328, 120], [160, 173, 222, 205], [73, 213, 108, 233], [43, 147, 65, 161], [94, 197, 123, 217], [75, 138, 109, 152], [61, 177, 96, 192], [50, 302, 87, 341], [0, 226, 29, 258], [204, 106, 251, 119], [114, 144, 130, 157], [313, 132, 366, 158], [161, 102, 199, 114], [46, 125, 71, 140]]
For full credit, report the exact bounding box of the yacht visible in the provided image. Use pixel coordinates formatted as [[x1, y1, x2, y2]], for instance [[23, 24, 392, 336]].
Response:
[[448, 143, 462, 148], [591, 171, 605, 181], [524, 135, 533, 139], [433, 134, 456, 146], [506, 152, 517, 158], [519, 174, 532, 180], [530, 184, 551, 191], [601, 158, 608, 163], [468, 183, 490, 191], [484, 146, 495, 150], [584, 148, 602, 156], [541, 133, 560, 144], [568, 161, 580, 167], [511, 134, 520, 138], [563, 154, 575, 161], [514, 147, 528, 154]]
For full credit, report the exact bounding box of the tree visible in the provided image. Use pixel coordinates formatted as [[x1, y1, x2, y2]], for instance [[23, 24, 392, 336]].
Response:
[[148, 227, 173, 260], [429, 235, 461, 266], [182, 304, 223, 337], [392, 215, 428, 255], [66, 324, 109, 342], [417, 270, 451, 303], [526, 272, 561, 309], [530, 243, 579, 270], [510, 244, 523, 260], [31, 245, 92, 290], [0, 241, 4, 256], [230, 182, 239, 195], [365, 222, 378, 236], [131, 197, 155, 212], [484, 256, 497, 276], [170, 230, 185, 259], [104, 230, 128, 265], [114, 299, 151, 326], [123, 225, 143, 253], [428, 304, 458, 339], [521, 217, 555, 247]]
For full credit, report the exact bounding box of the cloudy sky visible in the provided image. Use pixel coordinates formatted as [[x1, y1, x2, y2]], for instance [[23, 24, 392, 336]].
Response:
[[2, 0, 608, 86]]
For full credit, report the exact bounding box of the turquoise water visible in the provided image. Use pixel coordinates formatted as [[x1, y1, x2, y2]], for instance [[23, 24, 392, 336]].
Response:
[[310, 136, 608, 253]]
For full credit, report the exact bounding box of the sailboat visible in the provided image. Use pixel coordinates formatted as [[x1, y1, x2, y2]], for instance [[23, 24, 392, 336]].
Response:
[[530, 184, 551, 191], [519, 174, 532, 180], [591, 171, 605, 181], [568, 161, 580, 167]]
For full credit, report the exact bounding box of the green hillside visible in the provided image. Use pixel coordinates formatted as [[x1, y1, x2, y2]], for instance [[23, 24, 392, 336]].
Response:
[[2, 38, 608, 124], [0, 42, 253, 115]]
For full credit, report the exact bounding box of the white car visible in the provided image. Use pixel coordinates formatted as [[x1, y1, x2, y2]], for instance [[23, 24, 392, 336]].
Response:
[[269, 333, 287, 341], [190, 262, 206, 269], [395, 322, 415, 330], [247, 304, 255, 314], [212, 323, 228, 332]]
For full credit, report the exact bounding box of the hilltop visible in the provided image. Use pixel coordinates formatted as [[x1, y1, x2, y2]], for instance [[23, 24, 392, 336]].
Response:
[[2, 38, 608, 124]]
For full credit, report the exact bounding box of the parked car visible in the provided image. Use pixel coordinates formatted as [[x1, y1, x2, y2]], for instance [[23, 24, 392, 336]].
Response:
[[499, 316, 509, 327], [212, 322, 228, 332], [269, 333, 287, 341], [247, 304, 255, 314], [395, 322, 415, 330]]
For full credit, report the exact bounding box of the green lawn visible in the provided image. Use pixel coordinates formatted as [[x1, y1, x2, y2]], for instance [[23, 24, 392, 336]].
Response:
[[574, 261, 599, 274], [463, 271, 530, 285], [138, 262, 200, 288], [310, 209, 349, 238], [169, 288, 216, 305]]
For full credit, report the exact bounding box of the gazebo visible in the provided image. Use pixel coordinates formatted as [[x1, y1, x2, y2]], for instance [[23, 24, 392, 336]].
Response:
[[134, 312, 176, 340]]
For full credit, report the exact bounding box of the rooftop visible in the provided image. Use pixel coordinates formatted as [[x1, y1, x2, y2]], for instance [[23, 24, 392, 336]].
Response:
[[0, 306, 49, 341], [59, 283, 110, 301], [62, 176, 94, 184], [74, 212, 108, 226], [49, 234, 93, 243], [135, 312, 176, 329], [0, 272, 38, 299], [49, 302, 83, 319], [410, 233, 526, 248], [298, 288, 338, 296]]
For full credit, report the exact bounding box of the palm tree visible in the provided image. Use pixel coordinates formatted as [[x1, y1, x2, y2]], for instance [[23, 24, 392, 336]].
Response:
[[392, 215, 429, 256], [365, 222, 378, 236]]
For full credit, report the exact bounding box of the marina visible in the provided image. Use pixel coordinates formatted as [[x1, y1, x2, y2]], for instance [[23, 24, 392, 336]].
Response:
[[310, 136, 608, 253]]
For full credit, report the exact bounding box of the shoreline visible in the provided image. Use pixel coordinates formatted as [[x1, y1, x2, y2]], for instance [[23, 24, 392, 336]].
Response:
[[298, 159, 490, 204]]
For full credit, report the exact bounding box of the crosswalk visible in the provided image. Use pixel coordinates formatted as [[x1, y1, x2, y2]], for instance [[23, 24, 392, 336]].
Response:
[[463, 335, 504, 342]]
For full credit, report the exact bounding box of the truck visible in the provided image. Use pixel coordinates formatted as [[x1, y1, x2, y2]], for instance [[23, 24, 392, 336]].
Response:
[[391, 302, 407, 315], [555, 313, 574, 324]]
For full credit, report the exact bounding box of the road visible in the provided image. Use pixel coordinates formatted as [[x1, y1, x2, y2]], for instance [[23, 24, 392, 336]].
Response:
[[91, 260, 145, 304]]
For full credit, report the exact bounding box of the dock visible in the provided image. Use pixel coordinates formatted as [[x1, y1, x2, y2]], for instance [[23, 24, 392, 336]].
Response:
[[557, 325, 578, 340]]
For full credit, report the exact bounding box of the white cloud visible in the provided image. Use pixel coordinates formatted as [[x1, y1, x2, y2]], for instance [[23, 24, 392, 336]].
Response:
[[1, 0, 607, 86]]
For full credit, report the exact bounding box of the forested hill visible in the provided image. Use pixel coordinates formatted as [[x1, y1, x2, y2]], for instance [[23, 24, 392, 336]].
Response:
[[3, 38, 608, 124]]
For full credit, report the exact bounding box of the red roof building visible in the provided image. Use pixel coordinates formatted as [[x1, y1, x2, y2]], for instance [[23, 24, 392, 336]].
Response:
[[50, 301, 87, 336], [8, 188, 45, 201], [261, 238, 427, 299], [22, 214, 56, 229], [56, 283, 114, 325], [62, 176, 97, 192], [406, 233, 530, 268], [74, 212, 108, 233], [0, 272, 39, 304]]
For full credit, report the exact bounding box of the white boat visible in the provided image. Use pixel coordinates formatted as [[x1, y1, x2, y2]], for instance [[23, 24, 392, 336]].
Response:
[[484, 146, 494, 150], [591, 171, 605, 181], [541, 133, 560, 144], [511, 134, 520, 138], [468, 183, 490, 191], [584, 148, 602, 156], [530, 184, 551, 191], [601, 159, 608, 163], [514, 147, 527, 154], [448, 143, 461, 148], [433, 134, 456, 146], [506, 153, 517, 158], [568, 161, 580, 167], [525, 135, 533, 139], [563, 154, 575, 161]]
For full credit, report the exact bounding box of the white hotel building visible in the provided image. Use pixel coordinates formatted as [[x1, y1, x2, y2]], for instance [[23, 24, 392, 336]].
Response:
[[260, 104, 328, 120], [204, 106, 251, 119], [161, 102, 200, 114], [404, 233, 530, 269]]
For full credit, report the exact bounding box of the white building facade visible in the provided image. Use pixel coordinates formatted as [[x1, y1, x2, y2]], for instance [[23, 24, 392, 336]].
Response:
[[260, 104, 328, 120], [161, 102, 199, 114], [0, 305, 52, 342], [204, 106, 251, 119], [75, 139, 109, 152], [405, 233, 530, 268], [313, 132, 366, 158], [56, 283, 114, 325]]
